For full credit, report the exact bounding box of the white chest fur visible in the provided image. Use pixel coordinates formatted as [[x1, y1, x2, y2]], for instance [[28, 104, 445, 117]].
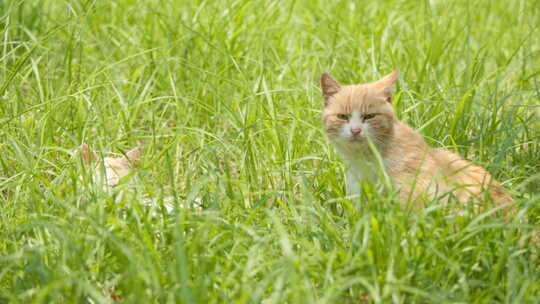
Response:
[[345, 159, 382, 196], [337, 144, 393, 198]]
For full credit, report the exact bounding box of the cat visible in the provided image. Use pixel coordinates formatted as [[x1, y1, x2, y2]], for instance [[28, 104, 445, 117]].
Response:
[[78, 143, 200, 212], [320, 70, 512, 210], [80, 142, 143, 191]]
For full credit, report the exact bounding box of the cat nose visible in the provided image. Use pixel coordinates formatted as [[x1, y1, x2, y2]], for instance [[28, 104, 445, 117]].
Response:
[[350, 127, 362, 135]]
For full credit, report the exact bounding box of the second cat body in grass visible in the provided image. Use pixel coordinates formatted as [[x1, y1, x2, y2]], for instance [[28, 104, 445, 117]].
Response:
[[79, 143, 201, 213]]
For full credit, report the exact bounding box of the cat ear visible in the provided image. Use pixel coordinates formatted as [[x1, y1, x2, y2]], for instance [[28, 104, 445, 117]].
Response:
[[126, 141, 143, 161], [374, 70, 399, 103], [320, 73, 341, 105], [80, 144, 97, 164]]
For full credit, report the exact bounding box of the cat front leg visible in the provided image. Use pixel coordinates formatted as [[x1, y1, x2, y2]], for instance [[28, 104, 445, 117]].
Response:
[[346, 169, 362, 198]]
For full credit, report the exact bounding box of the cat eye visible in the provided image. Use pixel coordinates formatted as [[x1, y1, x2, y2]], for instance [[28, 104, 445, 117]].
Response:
[[363, 113, 376, 121], [337, 114, 350, 121]]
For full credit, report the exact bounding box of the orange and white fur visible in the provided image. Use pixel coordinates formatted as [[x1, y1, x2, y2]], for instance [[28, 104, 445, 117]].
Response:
[[320, 71, 512, 209], [80, 143, 142, 191], [79, 143, 188, 212]]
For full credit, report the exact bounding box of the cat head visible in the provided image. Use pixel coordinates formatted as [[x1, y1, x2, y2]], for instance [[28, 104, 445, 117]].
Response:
[[79, 142, 143, 189], [320, 70, 399, 151]]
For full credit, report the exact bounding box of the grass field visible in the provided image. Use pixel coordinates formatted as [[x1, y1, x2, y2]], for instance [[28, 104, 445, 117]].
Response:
[[1, 0, 540, 302]]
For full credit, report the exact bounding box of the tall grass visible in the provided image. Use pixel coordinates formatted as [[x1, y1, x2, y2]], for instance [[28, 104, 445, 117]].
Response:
[[1, 0, 539, 302]]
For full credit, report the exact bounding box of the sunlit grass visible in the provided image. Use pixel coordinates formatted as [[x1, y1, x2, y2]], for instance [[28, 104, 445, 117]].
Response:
[[1, 0, 539, 302]]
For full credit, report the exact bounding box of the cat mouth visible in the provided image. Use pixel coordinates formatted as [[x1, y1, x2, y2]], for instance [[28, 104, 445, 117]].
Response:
[[349, 135, 364, 142]]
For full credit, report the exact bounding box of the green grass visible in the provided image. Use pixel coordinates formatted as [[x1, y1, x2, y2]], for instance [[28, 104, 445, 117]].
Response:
[[1, 0, 540, 302]]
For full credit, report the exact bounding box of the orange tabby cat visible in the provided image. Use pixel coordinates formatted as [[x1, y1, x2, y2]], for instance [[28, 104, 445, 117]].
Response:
[[80, 143, 142, 190], [320, 70, 512, 209], [78, 143, 201, 212]]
